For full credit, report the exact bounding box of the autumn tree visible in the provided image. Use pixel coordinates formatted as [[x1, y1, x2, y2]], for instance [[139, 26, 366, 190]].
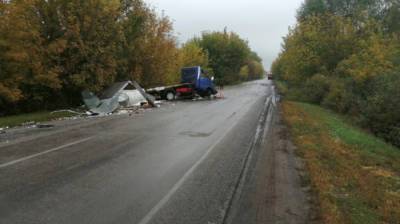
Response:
[[0, 2, 23, 110], [0, 0, 180, 113], [179, 42, 210, 69], [25, 0, 123, 109], [273, 0, 400, 147], [247, 51, 264, 80], [191, 30, 255, 84], [117, 0, 179, 87], [0, 0, 263, 115]]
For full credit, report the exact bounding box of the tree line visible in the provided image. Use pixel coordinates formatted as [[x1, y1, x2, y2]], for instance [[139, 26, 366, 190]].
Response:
[[0, 0, 264, 115], [272, 0, 400, 147]]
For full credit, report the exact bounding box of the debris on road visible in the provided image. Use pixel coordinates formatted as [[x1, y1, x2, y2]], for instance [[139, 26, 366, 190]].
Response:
[[0, 84, 163, 137], [36, 124, 55, 129], [82, 81, 157, 116], [21, 121, 36, 127], [131, 80, 157, 107], [51, 110, 85, 116], [20, 121, 55, 129]]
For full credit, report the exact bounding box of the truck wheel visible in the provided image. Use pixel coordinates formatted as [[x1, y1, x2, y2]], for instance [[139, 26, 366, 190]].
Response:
[[207, 89, 213, 99], [166, 91, 175, 101]]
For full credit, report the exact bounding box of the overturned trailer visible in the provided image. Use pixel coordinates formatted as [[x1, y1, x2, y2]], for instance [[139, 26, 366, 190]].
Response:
[[82, 81, 156, 115]]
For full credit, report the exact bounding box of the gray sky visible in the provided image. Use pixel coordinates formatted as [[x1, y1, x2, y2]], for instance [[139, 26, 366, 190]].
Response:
[[146, 0, 303, 69]]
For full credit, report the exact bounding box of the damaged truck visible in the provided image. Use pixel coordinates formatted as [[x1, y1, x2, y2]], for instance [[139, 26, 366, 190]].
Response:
[[147, 66, 218, 101], [81, 66, 217, 115]]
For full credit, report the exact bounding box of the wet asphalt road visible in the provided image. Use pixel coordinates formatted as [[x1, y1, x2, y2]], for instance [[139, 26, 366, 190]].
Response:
[[0, 79, 274, 224]]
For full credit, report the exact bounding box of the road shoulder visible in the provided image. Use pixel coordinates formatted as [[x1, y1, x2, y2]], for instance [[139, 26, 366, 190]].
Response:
[[229, 102, 311, 224]]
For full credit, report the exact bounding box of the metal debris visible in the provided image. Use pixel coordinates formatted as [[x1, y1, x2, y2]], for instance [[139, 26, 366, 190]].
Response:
[[130, 80, 156, 107], [51, 110, 85, 116], [82, 81, 155, 115], [22, 121, 36, 127], [37, 124, 55, 129]]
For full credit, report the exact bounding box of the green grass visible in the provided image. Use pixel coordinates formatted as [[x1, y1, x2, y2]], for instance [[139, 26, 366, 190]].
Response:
[[283, 101, 400, 224], [274, 80, 288, 96], [0, 111, 76, 128], [300, 103, 400, 170]]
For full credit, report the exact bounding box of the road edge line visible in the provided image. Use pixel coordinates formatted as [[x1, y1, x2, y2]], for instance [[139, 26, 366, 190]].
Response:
[[221, 95, 274, 224], [137, 105, 252, 224], [0, 137, 94, 169]]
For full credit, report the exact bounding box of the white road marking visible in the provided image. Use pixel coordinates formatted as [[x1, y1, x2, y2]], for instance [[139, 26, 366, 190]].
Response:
[[0, 137, 94, 169], [138, 103, 254, 224]]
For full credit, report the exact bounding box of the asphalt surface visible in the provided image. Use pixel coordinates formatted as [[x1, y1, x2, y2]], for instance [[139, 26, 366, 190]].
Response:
[[0, 79, 278, 224], [228, 97, 310, 224]]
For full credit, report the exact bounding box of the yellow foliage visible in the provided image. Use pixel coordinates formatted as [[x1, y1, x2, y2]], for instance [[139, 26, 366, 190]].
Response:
[[0, 83, 23, 102], [337, 34, 394, 83], [179, 42, 209, 68], [239, 65, 249, 80]]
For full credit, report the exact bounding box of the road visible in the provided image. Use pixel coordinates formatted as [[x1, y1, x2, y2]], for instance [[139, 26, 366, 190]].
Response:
[[0, 79, 308, 224]]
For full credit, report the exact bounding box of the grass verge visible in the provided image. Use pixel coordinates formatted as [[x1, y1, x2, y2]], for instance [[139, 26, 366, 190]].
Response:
[[274, 80, 288, 96], [282, 101, 400, 224], [0, 111, 76, 128]]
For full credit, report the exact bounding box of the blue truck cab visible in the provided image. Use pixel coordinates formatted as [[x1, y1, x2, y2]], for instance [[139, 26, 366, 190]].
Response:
[[181, 66, 218, 97], [146, 66, 218, 100]]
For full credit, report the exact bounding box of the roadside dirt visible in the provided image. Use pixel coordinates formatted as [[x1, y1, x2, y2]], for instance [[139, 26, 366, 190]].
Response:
[[228, 103, 312, 224]]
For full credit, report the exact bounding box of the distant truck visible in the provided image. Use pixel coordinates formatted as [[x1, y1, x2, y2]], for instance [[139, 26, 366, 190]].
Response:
[[147, 66, 218, 101], [267, 72, 273, 80]]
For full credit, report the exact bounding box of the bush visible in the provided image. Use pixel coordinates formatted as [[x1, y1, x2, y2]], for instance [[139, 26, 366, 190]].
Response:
[[362, 72, 400, 147], [190, 31, 262, 85], [303, 74, 330, 103], [322, 79, 355, 113], [272, 1, 400, 147]]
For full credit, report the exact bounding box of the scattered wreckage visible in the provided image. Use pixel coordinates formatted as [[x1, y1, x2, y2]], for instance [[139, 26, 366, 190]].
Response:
[[82, 80, 157, 116], [1, 74, 216, 134], [0, 81, 157, 134]]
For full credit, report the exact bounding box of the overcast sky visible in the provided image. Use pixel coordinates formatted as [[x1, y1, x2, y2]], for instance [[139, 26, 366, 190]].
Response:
[[145, 0, 303, 69]]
